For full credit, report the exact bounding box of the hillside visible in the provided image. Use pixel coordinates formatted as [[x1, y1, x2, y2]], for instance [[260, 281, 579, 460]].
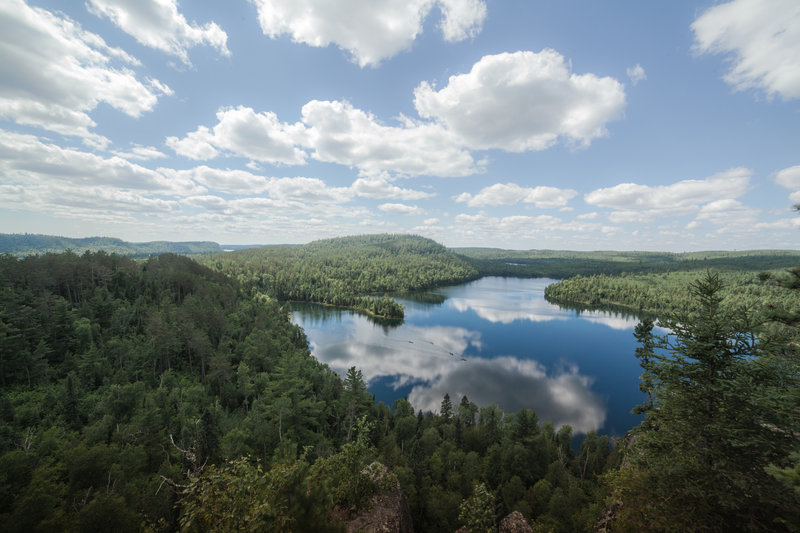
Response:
[[0, 233, 222, 257], [200, 234, 480, 319], [454, 247, 800, 279]]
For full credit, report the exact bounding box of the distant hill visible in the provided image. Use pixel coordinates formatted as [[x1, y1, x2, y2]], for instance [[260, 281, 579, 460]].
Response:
[[201, 234, 480, 318], [0, 233, 222, 257], [453, 247, 800, 278]]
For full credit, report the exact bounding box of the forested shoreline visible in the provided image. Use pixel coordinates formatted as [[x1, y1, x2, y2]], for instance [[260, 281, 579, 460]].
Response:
[[198, 234, 480, 319], [1, 237, 798, 531]]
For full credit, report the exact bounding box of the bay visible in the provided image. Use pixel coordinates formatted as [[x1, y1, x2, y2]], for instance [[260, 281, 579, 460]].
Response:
[[291, 277, 646, 437]]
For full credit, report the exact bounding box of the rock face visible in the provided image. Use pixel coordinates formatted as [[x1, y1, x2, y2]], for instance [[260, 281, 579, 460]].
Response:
[[499, 511, 532, 533], [345, 482, 413, 533]]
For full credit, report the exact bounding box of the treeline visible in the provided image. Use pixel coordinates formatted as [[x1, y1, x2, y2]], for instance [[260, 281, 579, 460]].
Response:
[[0, 250, 617, 531], [199, 234, 479, 319], [543, 269, 800, 316], [0, 233, 222, 258], [455, 247, 800, 279]]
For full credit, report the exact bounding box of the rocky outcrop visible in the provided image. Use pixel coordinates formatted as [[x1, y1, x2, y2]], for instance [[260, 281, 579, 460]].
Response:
[[345, 481, 413, 533], [499, 511, 532, 533]]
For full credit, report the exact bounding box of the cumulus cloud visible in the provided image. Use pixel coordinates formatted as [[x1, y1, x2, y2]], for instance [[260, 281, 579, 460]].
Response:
[[626, 64, 647, 85], [692, 0, 800, 100], [0, 0, 170, 147], [584, 167, 751, 220], [248, 0, 486, 67], [437, 0, 487, 41], [379, 203, 424, 215], [775, 165, 800, 202], [451, 212, 602, 247], [454, 183, 577, 208], [414, 49, 626, 151], [300, 100, 480, 177], [166, 106, 308, 165], [686, 198, 759, 229], [169, 101, 481, 177], [351, 175, 435, 200], [87, 0, 230, 65], [0, 129, 195, 194], [112, 144, 168, 161]]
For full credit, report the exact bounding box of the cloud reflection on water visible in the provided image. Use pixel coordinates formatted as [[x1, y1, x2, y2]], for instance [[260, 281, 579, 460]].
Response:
[[408, 357, 606, 434], [302, 312, 607, 434]]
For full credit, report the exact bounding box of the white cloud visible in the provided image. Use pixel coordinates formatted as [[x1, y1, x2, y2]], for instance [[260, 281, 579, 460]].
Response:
[[351, 175, 435, 200], [626, 64, 647, 85], [300, 100, 480, 177], [87, 0, 230, 65], [168, 101, 480, 177], [166, 106, 307, 165], [0, 0, 169, 146], [584, 168, 751, 219], [437, 0, 487, 42], [692, 0, 800, 100], [163, 166, 271, 194], [0, 129, 195, 194], [414, 49, 626, 151], [451, 212, 602, 245], [775, 165, 800, 202], [248, 0, 486, 67], [112, 144, 168, 161], [379, 203, 424, 215], [454, 182, 577, 208], [686, 198, 759, 229]]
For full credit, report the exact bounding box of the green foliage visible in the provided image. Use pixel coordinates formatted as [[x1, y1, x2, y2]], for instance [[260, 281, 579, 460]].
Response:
[[457, 247, 800, 279], [0, 233, 221, 257], [544, 268, 800, 317], [605, 271, 800, 531], [0, 251, 344, 530], [311, 416, 395, 515], [459, 482, 496, 533], [199, 234, 480, 319], [179, 456, 342, 532]]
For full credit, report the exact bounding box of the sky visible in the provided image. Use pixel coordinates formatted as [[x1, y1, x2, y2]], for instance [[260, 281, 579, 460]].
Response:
[[0, 0, 799, 251]]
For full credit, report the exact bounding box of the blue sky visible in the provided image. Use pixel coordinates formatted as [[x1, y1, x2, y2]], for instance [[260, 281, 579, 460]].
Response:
[[1, 0, 798, 250]]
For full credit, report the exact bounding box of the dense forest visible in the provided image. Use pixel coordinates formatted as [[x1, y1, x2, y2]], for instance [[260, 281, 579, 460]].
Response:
[[1, 238, 798, 531], [0, 250, 619, 532], [198, 234, 479, 319], [544, 269, 800, 316], [455, 247, 800, 279], [0, 234, 222, 258]]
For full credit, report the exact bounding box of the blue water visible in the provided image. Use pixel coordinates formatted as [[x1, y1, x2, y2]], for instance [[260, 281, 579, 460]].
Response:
[[292, 277, 646, 437]]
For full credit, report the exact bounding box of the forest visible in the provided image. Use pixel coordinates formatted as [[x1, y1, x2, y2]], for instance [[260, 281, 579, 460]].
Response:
[[455, 247, 800, 279], [0, 236, 798, 531], [544, 269, 800, 316], [0, 233, 222, 258], [197, 234, 480, 319]]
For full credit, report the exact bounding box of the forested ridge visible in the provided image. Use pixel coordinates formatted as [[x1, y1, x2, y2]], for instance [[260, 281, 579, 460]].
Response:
[[0, 233, 222, 258], [544, 269, 800, 316], [455, 247, 800, 279], [199, 234, 480, 319]]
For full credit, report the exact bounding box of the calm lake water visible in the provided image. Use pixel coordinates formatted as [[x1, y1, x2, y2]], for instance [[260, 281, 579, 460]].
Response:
[[291, 277, 646, 437]]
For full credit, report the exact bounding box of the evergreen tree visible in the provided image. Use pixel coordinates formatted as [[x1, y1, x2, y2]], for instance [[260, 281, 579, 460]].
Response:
[[606, 271, 800, 531]]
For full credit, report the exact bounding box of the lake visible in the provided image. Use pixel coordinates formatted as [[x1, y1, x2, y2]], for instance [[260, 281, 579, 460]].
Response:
[[291, 277, 646, 437]]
